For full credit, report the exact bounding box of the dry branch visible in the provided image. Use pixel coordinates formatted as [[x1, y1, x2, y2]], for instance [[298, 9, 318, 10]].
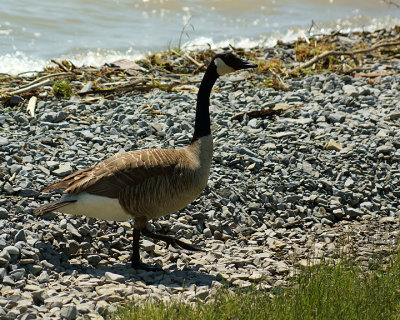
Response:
[[231, 108, 283, 121], [355, 71, 393, 78]]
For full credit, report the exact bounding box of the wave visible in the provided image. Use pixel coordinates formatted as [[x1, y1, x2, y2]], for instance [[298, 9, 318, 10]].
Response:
[[183, 15, 400, 51]]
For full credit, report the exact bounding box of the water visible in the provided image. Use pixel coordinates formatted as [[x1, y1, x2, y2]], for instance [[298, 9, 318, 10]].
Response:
[[1, 0, 399, 74]]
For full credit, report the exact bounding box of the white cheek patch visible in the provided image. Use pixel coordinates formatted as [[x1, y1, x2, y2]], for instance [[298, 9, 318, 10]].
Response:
[[214, 57, 235, 76]]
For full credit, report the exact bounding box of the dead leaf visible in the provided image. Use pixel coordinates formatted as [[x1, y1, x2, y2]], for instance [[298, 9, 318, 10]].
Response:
[[324, 139, 343, 151], [111, 59, 147, 75]]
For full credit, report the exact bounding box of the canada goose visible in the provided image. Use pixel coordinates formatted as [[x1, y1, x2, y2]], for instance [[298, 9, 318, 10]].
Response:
[[35, 52, 257, 270]]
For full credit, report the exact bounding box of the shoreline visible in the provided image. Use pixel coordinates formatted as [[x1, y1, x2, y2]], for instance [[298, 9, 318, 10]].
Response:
[[0, 25, 400, 319], [1, 25, 399, 109]]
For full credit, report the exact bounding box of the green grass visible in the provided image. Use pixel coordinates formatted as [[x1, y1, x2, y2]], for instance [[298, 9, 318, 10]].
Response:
[[52, 79, 72, 98], [108, 251, 400, 320]]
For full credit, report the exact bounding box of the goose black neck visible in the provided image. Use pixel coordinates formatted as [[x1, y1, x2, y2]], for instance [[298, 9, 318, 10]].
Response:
[[191, 63, 219, 143]]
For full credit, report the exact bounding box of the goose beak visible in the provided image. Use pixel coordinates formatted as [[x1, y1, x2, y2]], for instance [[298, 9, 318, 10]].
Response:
[[237, 59, 258, 69]]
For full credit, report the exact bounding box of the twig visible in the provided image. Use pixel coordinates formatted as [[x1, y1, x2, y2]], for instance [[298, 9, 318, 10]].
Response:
[[308, 20, 320, 34], [353, 39, 400, 54], [229, 44, 240, 52], [177, 18, 194, 50], [299, 30, 310, 44], [51, 59, 71, 72], [17, 70, 41, 76], [387, 53, 400, 59], [272, 73, 289, 91], [184, 54, 203, 68], [303, 50, 360, 69], [170, 49, 182, 56], [191, 63, 207, 74]]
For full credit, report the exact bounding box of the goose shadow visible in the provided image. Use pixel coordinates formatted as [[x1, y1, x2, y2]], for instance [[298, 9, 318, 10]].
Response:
[[33, 225, 218, 289], [66, 260, 219, 288], [37, 243, 219, 289]]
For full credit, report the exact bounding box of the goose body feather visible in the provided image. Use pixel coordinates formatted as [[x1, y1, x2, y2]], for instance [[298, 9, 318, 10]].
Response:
[[40, 135, 212, 222]]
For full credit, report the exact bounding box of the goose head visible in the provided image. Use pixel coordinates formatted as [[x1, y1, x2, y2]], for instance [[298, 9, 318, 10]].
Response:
[[213, 52, 258, 76]]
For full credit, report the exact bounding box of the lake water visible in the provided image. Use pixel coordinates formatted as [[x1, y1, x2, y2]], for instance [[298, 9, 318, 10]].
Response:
[[1, 0, 399, 74]]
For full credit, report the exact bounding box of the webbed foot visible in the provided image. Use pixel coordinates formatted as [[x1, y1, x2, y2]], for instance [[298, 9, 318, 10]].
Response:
[[141, 229, 204, 252]]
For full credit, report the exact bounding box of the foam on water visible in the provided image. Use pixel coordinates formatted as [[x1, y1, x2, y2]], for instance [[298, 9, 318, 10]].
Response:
[[0, 52, 47, 75], [59, 48, 146, 69], [0, 49, 146, 75]]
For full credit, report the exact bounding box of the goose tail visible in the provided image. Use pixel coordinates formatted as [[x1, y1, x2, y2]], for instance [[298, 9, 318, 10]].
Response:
[[34, 199, 76, 216]]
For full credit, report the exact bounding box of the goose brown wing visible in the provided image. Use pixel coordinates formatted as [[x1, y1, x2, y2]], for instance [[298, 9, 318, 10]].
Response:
[[42, 148, 181, 198]]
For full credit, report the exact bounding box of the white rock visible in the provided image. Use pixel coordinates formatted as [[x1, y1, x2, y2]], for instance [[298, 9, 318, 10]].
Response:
[[104, 272, 125, 283]]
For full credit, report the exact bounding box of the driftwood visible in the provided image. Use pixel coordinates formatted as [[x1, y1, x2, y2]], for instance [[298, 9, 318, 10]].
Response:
[[297, 37, 400, 69], [2, 72, 74, 96], [26, 72, 74, 86], [354, 71, 393, 78], [77, 79, 147, 96], [8, 79, 51, 95]]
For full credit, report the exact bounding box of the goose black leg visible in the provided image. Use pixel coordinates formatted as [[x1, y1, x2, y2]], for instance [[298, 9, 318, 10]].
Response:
[[141, 228, 204, 252], [131, 228, 160, 271]]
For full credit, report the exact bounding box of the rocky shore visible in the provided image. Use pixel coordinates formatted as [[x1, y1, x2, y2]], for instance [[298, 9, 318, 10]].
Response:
[[1, 27, 400, 319]]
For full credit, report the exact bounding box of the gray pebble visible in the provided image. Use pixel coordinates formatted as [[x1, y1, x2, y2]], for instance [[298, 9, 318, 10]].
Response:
[[87, 255, 101, 266], [342, 84, 359, 97], [14, 230, 26, 243], [0, 208, 9, 219], [4, 246, 20, 256], [60, 304, 77, 320], [203, 228, 212, 238], [0, 137, 9, 146], [53, 163, 74, 177]]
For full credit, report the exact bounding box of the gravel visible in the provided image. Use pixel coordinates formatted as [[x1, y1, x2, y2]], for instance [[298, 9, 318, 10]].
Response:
[[1, 31, 400, 319]]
